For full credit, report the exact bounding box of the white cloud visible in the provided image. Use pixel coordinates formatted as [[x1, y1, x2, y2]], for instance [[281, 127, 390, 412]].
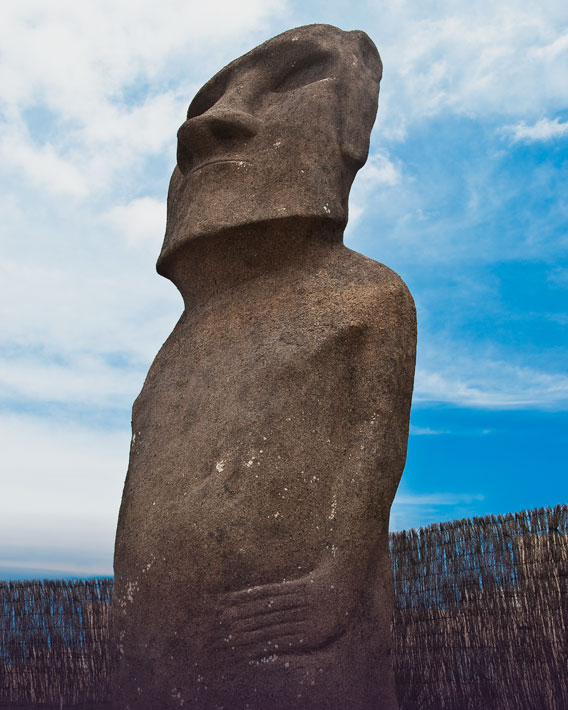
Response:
[[0, 0, 287, 112], [0, 0, 287, 197], [0, 353, 143, 409], [414, 361, 568, 409], [0, 250, 179, 363], [395, 492, 484, 506], [0, 413, 129, 575], [409, 425, 449, 436], [531, 27, 568, 55], [358, 152, 402, 188], [548, 267, 568, 287], [391, 490, 485, 531], [346, 151, 402, 235], [504, 117, 568, 142], [0, 127, 88, 197], [104, 197, 167, 250], [372, 1, 568, 137]]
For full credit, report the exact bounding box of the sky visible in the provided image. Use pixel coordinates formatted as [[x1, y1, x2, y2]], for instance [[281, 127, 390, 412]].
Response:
[[1, 0, 566, 579]]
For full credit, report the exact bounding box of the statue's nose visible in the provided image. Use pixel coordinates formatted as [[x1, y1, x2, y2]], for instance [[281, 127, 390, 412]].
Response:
[[177, 106, 261, 175]]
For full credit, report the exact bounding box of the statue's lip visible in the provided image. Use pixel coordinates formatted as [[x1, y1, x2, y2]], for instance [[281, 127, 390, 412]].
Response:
[[191, 159, 252, 173]]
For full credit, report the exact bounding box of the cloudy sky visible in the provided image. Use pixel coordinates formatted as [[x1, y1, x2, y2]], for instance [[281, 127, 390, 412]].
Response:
[[1, 0, 567, 579]]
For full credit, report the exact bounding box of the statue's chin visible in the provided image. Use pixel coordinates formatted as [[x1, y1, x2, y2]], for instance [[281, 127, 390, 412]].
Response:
[[156, 158, 351, 275], [156, 203, 347, 277]]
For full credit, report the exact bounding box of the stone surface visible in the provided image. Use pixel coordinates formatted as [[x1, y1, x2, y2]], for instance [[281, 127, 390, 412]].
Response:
[[112, 24, 416, 710]]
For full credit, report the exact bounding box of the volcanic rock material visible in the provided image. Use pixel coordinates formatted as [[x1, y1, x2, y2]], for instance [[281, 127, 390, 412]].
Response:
[[112, 23, 416, 710]]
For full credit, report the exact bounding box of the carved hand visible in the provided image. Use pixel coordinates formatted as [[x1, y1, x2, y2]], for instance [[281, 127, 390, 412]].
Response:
[[214, 566, 353, 663]]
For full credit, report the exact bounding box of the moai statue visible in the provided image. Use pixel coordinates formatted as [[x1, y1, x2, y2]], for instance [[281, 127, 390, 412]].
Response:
[[112, 23, 416, 710]]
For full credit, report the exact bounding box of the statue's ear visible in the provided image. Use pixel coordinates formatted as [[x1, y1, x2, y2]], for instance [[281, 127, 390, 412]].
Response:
[[339, 32, 382, 169]]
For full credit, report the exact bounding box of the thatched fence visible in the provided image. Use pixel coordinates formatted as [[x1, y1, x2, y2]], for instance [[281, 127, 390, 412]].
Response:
[[1, 504, 566, 709], [0, 578, 111, 709], [391, 504, 567, 709]]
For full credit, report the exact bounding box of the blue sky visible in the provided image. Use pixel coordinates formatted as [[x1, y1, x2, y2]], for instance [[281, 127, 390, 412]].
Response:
[[1, 0, 566, 578]]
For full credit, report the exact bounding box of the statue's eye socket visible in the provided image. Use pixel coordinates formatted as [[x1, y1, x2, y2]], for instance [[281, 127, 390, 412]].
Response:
[[273, 52, 333, 93], [187, 74, 229, 120]]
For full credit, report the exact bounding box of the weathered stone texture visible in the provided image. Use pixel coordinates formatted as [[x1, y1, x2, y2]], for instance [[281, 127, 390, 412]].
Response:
[[113, 23, 416, 710]]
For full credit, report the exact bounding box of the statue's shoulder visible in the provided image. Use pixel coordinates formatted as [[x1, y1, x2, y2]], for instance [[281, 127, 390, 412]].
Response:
[[334, 247, 416, 323]]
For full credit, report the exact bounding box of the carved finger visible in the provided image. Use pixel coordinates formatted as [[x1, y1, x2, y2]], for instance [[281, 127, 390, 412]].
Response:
[[218, 595, 308, 628], [216, 604, 310, 642], [231, 604, 309, 633], [221, 619, 307, 650], [217, 631, 313, 666], [220, 579, 306, 606]]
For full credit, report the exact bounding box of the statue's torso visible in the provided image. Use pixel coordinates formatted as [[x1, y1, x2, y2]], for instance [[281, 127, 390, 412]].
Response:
[[113, 248, 413, 709]]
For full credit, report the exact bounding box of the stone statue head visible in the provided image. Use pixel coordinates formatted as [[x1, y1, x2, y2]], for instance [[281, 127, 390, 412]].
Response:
[[157, 24, 382, 272]]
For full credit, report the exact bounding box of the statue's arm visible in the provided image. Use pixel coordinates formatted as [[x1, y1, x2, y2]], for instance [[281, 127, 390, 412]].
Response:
[[215, 275, 416, 661], [320, 275, 417, 582]]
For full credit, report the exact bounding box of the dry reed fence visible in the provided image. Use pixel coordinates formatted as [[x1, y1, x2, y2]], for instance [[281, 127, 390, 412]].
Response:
[[0, 578, 112, 708], [391, 504, 567, 710], [1, 504, 566, 709]]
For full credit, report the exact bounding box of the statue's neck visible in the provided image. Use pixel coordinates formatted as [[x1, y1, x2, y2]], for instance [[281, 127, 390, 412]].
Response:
[[157, 218, 344, 309]]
